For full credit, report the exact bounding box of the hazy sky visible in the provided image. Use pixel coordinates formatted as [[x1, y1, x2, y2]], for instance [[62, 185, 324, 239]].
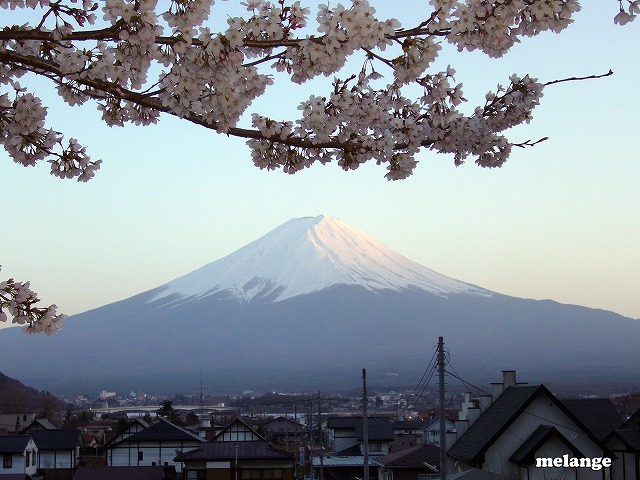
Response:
[[1, 2, 639, 324]]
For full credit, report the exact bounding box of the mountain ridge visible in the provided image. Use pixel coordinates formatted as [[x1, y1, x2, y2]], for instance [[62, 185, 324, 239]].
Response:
[[0, 215, 637, 395]]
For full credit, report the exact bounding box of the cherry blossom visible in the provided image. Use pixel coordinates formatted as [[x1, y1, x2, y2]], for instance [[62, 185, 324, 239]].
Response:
[[0, 268, 66, 335], [0, 0, 635, 330]]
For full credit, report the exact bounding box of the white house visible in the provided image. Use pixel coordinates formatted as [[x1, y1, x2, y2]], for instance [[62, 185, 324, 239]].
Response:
[[422, 417, 456, 447], [30, 429, 83, 471], [446, 371, 617, 480], [0, 435, 38, 477], [105, 418, 205, 472]]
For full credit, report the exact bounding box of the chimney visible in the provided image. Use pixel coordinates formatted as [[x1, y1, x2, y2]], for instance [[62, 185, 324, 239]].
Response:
[[467, 406, 481, 426], [491, 382, 504, 398], [503, 370, 517, 389], [479, 395, 493, 414]]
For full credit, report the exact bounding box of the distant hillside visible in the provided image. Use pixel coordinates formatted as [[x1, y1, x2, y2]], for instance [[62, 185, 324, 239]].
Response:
[[0, 371, 66, 413]]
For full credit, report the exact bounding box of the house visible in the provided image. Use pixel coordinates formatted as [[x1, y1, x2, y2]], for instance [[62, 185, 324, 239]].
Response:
[[446, 371, 615, 480], [326, 416, 395, 456], [390, 420, 424, 452], [20, 419, 56, 433], [0, 413, 37, 435], [374, 444, 440, 480], [606, 406, 640, 480], [422, 418, 456, 447], [261, 417, 307, 447], [103, 417, 149, 447], [30, 429, 83, 479], [104, 418, 205, 472], [174, 418, 295, 480], [0, 435, 38, 478], [313, 416, 396, 480]]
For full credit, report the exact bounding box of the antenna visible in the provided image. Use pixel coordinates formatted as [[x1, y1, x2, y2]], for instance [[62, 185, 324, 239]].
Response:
[[200, 371, 204, 420]]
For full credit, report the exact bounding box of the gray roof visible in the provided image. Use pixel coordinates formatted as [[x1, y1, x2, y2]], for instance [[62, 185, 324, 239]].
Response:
[[0, 435, 30, 453], [31, 429, 83, 450], [611, 429, 640, 450], [561, 398, 623, 441], [175, 440, 294, 461], [74, 466, 174, 480], [327, 416, 395, 441], [373, 444, 440, 469], [21, 418, 56, 432], [447, 385, 541, 464], [509, 425, 584, 465], [121, 419, 204, 444]]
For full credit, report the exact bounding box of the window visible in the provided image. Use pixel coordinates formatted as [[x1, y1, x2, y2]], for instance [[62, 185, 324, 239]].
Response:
[[369, 442, 382, 452], [186, 470, 206, 480], [25, 451, 30, 468], [138, 451, 144, 462], [3, 454, 12, 469]]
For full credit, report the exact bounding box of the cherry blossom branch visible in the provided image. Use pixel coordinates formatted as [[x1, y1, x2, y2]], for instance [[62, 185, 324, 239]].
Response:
[[0, 269, 65, 335]]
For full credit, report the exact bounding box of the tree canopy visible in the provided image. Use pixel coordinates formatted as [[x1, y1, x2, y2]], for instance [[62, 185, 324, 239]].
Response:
[[0, 0, 637, 333]]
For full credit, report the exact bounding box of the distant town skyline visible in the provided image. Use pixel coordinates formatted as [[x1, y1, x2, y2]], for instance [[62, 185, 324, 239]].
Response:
[[0, 2, 638, 323]]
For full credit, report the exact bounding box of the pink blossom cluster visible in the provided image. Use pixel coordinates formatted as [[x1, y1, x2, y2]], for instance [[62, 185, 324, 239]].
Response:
[[0, 270, 66, 335], [0, 0, 633, 184]]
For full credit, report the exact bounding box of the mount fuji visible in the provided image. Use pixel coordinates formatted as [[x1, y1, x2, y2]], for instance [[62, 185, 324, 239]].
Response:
[[0, 214, 638, 395]]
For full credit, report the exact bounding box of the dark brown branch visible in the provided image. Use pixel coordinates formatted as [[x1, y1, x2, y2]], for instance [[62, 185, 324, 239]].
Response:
[[544, 70, 614, 86]]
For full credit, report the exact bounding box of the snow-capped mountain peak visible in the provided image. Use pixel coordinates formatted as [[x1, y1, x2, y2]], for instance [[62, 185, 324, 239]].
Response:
[[152, 214, 491, 304]]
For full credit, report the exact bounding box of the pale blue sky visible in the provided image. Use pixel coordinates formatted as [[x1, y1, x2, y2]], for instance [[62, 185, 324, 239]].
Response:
[[1, 2, 639, 321]]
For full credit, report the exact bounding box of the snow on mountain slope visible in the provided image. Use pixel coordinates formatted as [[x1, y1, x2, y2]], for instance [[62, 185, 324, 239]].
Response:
[[152, 214, 492, 304]]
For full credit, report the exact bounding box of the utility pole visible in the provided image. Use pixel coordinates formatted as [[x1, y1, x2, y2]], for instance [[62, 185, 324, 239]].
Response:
[[318, 391, 324, 480], [438, 336, 447, 480], [362, 368, 369, 480], [309, 401, 314, 480]]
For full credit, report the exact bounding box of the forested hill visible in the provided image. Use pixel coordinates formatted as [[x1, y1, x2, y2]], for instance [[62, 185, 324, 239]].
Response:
[[0, 371, 65, 413]]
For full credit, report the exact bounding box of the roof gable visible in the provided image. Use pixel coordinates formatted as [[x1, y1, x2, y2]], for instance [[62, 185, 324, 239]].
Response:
[[0, 435, 31, 453], [20, 418, 56, 432], [119, 419, 204, 444], [30, 429, 83, 450], [509, 425, 585, 465], [215, 418, 266, 442]]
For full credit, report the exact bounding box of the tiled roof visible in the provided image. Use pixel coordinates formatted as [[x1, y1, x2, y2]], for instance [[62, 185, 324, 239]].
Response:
[[327, 416, 395, 441], [447, 385, 541, 463], [620, 407, 640, 429], [0, 435, 30, 453], [612, 429, 640, 450], [123, 419, 204, 443], [509, 425, 584, 465], [31, 429, 83, 450], [20, 418, 56, 432], [561, 398, 623, 441], [175, 440, 294, 461], [373, 444, 440, 468]]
